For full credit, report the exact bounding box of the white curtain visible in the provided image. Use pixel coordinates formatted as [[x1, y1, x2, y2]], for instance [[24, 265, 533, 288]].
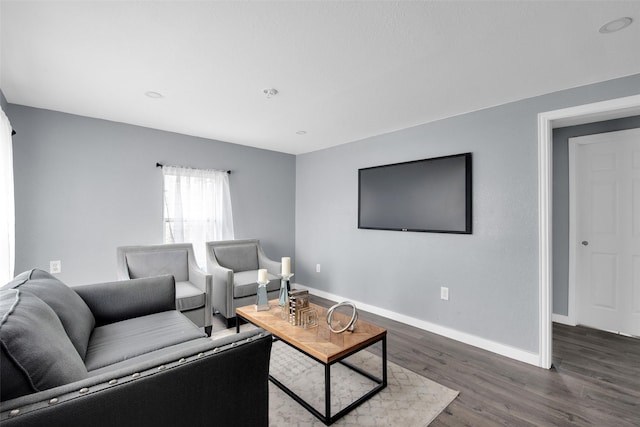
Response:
[[0, 107, 15, 283], [162, 165, 234, 268]]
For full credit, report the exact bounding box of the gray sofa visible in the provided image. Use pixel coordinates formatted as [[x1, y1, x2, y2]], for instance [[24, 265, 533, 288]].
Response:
[[0, 269, 272, 427], [206, 239, 281, 327]]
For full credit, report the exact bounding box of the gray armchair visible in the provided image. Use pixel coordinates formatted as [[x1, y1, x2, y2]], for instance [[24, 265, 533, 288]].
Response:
[[206, 239, 281, 327], [116, 243, 213, 336]]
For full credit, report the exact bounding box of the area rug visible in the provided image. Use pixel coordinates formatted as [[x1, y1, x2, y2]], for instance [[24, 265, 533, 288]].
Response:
[[212, 327, 458, 426]]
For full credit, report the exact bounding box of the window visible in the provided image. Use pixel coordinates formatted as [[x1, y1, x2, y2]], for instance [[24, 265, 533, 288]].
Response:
[[0, 107, 14, 283], [162, 165, 234, 267]]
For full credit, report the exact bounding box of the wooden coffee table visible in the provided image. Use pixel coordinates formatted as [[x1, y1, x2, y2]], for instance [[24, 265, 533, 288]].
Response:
[[236, 299, 387, 425]]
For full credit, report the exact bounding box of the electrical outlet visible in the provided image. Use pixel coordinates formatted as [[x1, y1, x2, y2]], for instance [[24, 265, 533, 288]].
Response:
[[440, 286, 449, 301], [316, 264, 321, 273], [50, 260, 62, 274]]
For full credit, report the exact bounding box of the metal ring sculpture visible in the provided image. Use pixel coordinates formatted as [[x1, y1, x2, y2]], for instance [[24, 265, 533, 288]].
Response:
[[326, 301, 358, 333]]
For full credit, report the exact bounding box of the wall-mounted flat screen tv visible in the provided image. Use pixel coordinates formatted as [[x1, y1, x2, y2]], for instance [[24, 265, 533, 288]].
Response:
[[358, 153, 472, 234]]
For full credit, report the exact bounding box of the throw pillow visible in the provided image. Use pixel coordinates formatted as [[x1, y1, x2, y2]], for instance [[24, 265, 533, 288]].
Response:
[[0, 289, 88, 401], [3, 269, 95, 360]]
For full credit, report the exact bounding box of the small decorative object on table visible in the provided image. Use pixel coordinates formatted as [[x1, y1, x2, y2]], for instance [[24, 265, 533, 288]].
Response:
[[300, 306, 319, 328], [326, 301, 358, 333], [278, 256, 294, 307], [288, 289, 309, 326], [280, 298, 289, 320], [255, 269, 270, 311]]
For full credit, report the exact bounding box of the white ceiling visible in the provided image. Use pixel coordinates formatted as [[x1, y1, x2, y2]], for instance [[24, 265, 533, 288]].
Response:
[[1, 1, 639, 155]]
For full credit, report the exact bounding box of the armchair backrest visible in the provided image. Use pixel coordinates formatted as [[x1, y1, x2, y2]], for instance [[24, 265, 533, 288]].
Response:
[[207, 239, 260, 272], [117, 244, 195, 282]]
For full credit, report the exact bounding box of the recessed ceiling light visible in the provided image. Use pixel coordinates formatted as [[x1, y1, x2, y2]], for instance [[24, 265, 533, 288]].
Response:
[[145, 91, 163, 99], [262, 88, 278, 99], [296, 131, 307, 135], [599, 17, 633, 34]]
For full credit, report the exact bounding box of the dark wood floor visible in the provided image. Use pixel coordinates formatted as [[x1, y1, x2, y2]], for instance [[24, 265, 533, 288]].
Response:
[[216, 297, 640, 426]]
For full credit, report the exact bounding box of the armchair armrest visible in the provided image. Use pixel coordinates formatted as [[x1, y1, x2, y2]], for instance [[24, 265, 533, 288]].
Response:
[[257, 247, 281, 276], [187, 263, 213, 327], [207, 255, 235, 319], [187, 263, 210, 293], [0, 329, 272, 427], [74, 275, 176, 326]]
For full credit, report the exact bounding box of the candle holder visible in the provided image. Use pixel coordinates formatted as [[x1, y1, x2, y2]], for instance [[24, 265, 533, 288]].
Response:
[[255, 280, 270, 311], [278, 273, 294, 307]]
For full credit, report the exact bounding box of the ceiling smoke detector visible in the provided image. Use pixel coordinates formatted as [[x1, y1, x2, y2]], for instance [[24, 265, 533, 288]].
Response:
[[262, 88, 278, 99], [145, 91, 163, 99], [599, 17, 633, 34]]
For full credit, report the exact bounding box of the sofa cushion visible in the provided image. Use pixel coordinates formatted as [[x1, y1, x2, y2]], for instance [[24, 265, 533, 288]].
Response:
[[3, 269, 95, 360], [0, 289, 88, 401], [126, 249, 189, 282], [175, 281, 205, 311], [213, 243, 258, 272], [233, 270, 279, 298], [84, 310, 207, 371], [86, 337, 213, 377]]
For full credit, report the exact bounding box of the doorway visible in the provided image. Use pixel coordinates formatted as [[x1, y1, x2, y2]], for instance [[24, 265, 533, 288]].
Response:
[[570, 128, 640, 337], [538, 94, 640, 369]]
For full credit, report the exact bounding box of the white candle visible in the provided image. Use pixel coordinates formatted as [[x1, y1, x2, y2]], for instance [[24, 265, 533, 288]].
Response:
[[258, 269, 268, 284], [281, 257, 291, 275]]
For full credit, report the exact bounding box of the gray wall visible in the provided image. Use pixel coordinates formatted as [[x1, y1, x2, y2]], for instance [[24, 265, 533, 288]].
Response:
[[552, 115, 640, 316], [7, 105, 295, 285], [1, 89, 7, 111], [295, 73, 640, 354]]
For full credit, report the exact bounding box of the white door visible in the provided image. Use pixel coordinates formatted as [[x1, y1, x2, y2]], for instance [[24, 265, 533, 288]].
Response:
[[573, 128, 640, 337]]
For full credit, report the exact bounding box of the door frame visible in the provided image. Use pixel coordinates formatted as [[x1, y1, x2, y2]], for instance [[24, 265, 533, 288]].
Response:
[[537, 94, 640, 369], [567, 135, 581, 327]]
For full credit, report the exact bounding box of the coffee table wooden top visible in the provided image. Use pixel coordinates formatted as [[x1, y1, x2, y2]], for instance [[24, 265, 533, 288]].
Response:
[[236, 299, 386, 364]]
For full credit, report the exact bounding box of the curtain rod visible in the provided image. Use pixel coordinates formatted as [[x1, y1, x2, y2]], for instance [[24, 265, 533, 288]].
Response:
[[156, 162, 231, 174]]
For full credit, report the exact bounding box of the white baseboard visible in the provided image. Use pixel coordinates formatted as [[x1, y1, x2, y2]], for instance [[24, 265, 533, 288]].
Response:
[[552, 313, 576, 326], [295, 284, 541, 367]]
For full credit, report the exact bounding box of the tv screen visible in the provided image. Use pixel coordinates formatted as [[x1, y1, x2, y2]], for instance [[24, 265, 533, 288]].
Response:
[[358, 153, 472, 234]]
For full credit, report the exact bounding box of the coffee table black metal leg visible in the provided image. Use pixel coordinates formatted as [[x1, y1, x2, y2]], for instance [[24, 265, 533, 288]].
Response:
[[325, 363, 331, 424], [382, 335, 387, 386], [268, 335, 387, 426], [236, 315, 244, 333]]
